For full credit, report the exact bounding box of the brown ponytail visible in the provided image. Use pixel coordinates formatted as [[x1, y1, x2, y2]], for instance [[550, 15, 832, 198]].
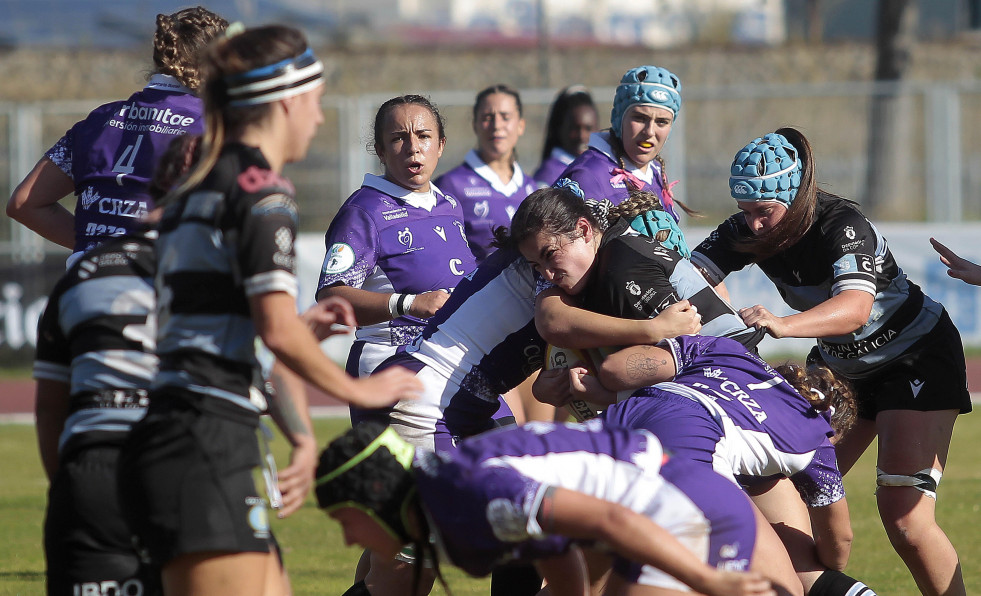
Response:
[[776, 362, 857, 437]]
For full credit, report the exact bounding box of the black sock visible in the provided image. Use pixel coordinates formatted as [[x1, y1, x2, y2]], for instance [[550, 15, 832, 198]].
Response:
[[341, 580, 372, 596], [490, 563, 541, 596], [809, 570, 878, 596]]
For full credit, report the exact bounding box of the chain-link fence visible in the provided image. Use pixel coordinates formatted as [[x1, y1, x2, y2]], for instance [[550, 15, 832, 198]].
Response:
[[4, 79, 981, 262]]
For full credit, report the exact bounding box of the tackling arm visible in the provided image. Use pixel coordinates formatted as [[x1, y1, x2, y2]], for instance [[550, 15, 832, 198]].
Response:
[[537, 486, 774, 596]]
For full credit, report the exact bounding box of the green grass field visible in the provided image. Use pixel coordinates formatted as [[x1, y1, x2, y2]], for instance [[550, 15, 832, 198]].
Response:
[[2, 416, 979, 596]]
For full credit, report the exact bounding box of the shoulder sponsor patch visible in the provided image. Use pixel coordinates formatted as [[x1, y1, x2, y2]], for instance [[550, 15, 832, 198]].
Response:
[[833, 253, 874, 277], [486, 497, 530, 542], [323, 243, 355, 275]]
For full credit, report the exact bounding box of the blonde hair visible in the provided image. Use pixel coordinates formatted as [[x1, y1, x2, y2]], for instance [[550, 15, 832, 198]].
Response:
[[152, 7, 228, 92]]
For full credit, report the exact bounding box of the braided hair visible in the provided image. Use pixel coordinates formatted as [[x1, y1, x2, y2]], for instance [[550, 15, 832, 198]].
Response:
[[152, 6, 228, 92]]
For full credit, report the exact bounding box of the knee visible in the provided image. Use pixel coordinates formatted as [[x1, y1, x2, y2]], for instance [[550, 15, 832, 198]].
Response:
[[875, 467, 944, 546]]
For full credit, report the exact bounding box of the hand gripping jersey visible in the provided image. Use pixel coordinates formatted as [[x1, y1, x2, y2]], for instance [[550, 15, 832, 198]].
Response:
[[557, 132, 668, 213], [692, 195, 944, 376], [434, 150, 537, 263], [364, 248, 545, 447], [533, 147, 576, 187], [34, 233, 157, 456], [153, 143, 299, 420], [603, 335, 843, 508], [413, 420, 756, 586], [45, 75, 204, 253], [580, 219, 763, 348], [318, 174, 476, 363]]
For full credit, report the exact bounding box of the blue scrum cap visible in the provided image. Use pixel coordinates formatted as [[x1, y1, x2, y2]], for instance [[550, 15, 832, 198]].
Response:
[[611, 66, 682, 139], [728, 133, 802, 206]]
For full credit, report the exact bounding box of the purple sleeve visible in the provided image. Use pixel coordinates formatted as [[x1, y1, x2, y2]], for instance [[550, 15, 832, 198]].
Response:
[[45, 132, 74, 178], [790, 437, 845, 507], [419, 457, 573, 576], [317, 203, 379, 292]]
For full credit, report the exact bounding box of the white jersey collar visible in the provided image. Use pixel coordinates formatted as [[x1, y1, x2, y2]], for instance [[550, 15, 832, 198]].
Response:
[[363, 173, 438, 212], [464, 149, 525, 197]]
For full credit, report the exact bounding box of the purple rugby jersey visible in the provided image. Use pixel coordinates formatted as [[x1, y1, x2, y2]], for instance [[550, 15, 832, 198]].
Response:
[[412, 420, 756, 581], [557, 132, 674, 219], [532, 147, 576, 187], [603, 334, 844, 507], [45, 75, 204, 253], [318, 174, 476, 349], [435, 150, 537, 263]]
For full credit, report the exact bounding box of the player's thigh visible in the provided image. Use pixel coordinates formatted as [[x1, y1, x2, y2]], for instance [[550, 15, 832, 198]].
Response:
[[163, 551, 271, 596], [876, 409, 958, 473], [748, 478, 814, 549]]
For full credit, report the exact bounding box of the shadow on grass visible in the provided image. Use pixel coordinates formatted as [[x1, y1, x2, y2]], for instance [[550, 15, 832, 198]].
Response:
[[0, 570, 43, 580]]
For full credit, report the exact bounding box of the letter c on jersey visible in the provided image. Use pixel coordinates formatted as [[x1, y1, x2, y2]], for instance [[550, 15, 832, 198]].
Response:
[[449, 259, 465, 276]]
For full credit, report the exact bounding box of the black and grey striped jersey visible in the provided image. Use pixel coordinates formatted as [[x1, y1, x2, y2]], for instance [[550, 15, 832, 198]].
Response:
[[34, 233, 157, 454], [692, 195, 943, 375], [153, 143, 299, 418], [581, 218, 764, 349]]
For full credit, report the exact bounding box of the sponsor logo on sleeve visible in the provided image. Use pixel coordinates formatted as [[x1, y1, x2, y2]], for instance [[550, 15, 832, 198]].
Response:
[[487, 498, 531, 542], [323, 243, 355, 275], [273, 227, 294, 268]]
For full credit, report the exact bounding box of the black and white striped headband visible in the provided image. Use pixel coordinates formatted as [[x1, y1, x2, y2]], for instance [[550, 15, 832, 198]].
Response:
[[224, 48, 324, 107]]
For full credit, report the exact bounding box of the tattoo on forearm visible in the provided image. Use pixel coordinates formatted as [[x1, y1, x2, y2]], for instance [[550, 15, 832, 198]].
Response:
[[624, 352, 668, 380], [269, 371, 312, 438]]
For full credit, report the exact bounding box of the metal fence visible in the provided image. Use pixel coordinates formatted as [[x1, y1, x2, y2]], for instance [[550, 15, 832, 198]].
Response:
[[3, 79, 981, 262]]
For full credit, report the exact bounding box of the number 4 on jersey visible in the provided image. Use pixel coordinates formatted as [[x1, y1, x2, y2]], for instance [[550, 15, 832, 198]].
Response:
[[113, 135, 145, 185]]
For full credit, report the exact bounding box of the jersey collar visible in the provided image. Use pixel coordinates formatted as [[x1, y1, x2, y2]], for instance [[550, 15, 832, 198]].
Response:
[[464, 149, 525, 197], [363, 173, 439, 212], [146, 74, 193, 94]]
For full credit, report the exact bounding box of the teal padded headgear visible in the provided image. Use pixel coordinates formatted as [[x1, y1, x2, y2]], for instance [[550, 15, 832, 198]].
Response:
[[729, 133, 802, 206], [611, 66, 682, 139], [629, 210, 691, 258]]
